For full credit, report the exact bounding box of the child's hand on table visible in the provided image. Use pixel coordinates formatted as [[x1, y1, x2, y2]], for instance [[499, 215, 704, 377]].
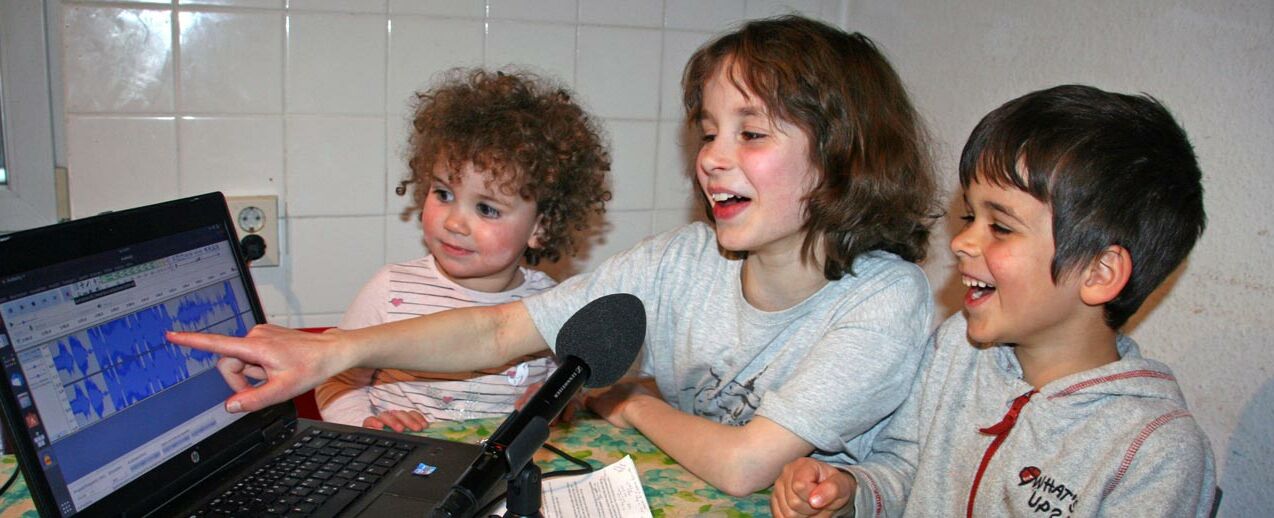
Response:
[[771, 457, 857, 517], [364, 409, 428, 433], [585, 379, 661, 429]]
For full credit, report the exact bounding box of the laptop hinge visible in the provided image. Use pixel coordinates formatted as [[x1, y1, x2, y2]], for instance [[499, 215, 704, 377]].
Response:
[[262, 416, 295, 447]]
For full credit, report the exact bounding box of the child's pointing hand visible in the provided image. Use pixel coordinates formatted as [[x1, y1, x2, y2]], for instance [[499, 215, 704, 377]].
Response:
[[167, 324, 350, 413]]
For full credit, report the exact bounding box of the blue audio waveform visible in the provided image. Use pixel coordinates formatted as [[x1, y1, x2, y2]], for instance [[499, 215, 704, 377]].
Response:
[[59, 281, 248, 424], [53, 336, 91, 377]]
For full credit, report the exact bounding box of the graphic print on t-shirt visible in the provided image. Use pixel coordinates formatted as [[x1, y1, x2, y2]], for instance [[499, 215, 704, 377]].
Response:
[[687, 367, 764, 425]]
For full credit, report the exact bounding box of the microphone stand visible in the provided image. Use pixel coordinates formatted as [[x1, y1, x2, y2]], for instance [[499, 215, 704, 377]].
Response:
[[498, 415, 548, 517], [502, 463, 543, 518], [432, 293, 646, 518], [432, 415, 550, 518]]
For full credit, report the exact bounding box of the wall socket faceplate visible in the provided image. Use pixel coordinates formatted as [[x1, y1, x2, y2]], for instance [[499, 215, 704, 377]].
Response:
[[226, 195, 280, 267]]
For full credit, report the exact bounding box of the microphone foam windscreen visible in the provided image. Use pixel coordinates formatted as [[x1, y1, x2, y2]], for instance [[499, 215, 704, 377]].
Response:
[[555, 293, 646, 388]]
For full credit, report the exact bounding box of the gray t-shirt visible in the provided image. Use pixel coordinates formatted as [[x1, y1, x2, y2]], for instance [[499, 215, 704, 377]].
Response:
[[524, 223, 933, 463]]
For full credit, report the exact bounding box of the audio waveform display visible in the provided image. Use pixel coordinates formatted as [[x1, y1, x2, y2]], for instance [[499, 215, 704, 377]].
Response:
[[52, 280, 249, 426]]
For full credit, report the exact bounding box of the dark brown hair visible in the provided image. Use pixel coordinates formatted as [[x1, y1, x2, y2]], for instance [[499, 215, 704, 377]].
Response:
[[399, 68, 611, 265], [959, 85, 1206, 329], [683, 15, 938, 279]]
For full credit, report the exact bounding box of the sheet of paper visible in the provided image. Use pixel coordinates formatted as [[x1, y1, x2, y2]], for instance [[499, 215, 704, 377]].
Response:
[[493, 455, 653, 518]]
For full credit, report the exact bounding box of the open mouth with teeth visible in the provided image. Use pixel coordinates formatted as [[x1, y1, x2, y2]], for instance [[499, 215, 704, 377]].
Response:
[[710, 192, 751, 205], [962, 276, 996, 301]]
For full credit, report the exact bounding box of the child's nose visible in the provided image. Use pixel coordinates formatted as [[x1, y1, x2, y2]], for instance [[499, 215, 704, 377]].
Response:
[[950, 225, 979, 258], [698, 140, 732, 174], [443, 210, 468, 234]]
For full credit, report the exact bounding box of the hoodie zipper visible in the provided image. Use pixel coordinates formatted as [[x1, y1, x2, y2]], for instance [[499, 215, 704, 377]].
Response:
[[967, 389, 1037, 518]]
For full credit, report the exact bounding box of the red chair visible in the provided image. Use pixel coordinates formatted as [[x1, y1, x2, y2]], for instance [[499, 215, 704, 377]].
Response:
[[291, 327, 333, 420]]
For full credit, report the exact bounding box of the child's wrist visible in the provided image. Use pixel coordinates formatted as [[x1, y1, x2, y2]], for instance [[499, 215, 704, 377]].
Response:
[[330, 327, 370, 370], [831, 466, 858, 517], [620, 392, 659, 424]]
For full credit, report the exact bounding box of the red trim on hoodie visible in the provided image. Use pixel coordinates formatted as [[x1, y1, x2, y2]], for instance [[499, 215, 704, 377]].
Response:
[[1103, 409, 1191, 498], [967, 390, 1038, 518], [1048, 369, 1175, 399], [857, 470, 885, 518]]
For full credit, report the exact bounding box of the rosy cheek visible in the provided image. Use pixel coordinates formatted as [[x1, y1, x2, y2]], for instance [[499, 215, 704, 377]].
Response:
[[420, 208, 446, 236], [982, 247, 1010, 276], [485, 227, 517, 248]]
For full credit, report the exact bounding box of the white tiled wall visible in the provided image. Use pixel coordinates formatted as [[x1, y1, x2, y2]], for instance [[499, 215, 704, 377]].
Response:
[[58, 0, 847, 326]]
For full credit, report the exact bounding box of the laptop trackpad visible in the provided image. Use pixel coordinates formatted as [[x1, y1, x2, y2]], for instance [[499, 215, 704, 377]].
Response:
[[359, 494, 437, 516]]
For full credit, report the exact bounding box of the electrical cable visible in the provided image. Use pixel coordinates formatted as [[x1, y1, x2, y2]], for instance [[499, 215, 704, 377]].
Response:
[[539, 443, 593, 479], [0, 469, 18, 497]]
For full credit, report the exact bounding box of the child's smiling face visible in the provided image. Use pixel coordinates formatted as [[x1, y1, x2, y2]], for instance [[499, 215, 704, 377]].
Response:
[[422, 160, 541, 293], [950, 175, 1088, 347], [695, 65, 818, 258]]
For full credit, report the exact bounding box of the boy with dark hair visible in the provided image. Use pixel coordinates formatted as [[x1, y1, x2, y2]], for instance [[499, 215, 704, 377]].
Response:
[[772, 84, 1216, 517]]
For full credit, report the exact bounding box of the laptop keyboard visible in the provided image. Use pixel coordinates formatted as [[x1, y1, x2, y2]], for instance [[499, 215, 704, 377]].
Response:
[[188, 428, 417, 517]]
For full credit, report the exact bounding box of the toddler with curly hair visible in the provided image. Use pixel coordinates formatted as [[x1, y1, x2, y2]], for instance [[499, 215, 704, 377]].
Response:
[[315, 68, 611, 432]]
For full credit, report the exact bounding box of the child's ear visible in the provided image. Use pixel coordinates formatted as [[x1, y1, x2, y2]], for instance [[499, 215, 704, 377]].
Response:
[[527, 219, 545, 250], [1080, 245, 1132, 306]]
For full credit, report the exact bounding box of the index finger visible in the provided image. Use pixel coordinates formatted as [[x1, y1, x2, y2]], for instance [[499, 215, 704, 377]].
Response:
[[167, 330, 258, 359]]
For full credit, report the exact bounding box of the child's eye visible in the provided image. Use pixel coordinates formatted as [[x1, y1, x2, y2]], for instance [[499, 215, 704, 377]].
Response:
[[477, 203, 501, 218], [741, 131, 767, 141], [990, 223, 1013, 235], [958, 214, 974, 224], [432, 189, 454, 202], [700, 133, 716, 143]]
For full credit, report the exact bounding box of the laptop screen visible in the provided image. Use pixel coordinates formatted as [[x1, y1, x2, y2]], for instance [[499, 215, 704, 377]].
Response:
[[0, 194, 266, 516]]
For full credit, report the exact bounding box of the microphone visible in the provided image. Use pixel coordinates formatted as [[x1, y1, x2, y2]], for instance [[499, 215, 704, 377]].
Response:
[[432, 293, 646, 518]]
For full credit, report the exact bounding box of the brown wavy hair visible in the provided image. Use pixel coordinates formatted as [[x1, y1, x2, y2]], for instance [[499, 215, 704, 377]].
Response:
[[683, 15, 938, 279], [398, 68, 611, 265]]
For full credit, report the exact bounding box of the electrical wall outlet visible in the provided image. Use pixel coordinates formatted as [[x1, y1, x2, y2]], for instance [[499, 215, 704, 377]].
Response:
[[226, 195, 280, 267]]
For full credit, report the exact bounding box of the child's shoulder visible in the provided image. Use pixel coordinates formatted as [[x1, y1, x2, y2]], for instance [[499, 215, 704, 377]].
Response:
[[1083, 390, 1214, 483], [1060, 358, 1201, 427], [1047, 341, 1211, 452], [634, 221, 725, 261], [842, 249, 930, 290], [932, 311, 973, 351], [665, 220, 717, 246], [518, 266, 557, 293], [818, 254, 931, 321], [387, 255, 435, 271], [363, 255, 436, 283]]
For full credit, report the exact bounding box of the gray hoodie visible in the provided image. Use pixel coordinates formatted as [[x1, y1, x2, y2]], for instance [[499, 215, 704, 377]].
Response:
[[843, 312, 1217, 517]]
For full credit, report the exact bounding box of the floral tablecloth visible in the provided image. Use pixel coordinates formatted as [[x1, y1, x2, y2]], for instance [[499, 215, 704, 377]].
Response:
[[0, 457, 34, 518], [0, 415, 773, 517]]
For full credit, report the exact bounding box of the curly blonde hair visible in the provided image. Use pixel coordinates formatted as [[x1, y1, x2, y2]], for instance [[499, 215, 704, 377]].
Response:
[[398, 68, 611, 265]]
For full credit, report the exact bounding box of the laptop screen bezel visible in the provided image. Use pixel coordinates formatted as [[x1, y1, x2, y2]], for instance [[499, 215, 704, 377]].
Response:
[[0, 192, 296, 517]]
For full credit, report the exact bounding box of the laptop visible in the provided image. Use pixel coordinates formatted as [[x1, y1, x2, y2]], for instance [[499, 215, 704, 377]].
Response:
[[0, 193, 489, 517]]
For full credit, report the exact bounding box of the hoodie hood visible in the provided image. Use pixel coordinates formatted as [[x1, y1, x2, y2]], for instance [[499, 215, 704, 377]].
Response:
[[988, 333, 1189, 417]]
